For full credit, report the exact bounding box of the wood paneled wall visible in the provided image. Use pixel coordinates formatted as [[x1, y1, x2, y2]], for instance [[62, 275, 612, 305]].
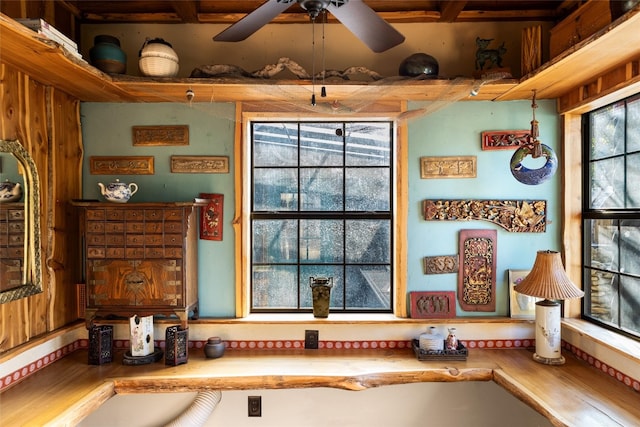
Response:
[[0, 62, 82, 353]]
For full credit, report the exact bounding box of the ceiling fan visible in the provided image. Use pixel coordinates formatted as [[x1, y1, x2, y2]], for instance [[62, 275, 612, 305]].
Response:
[[213, 0, 405, 53]]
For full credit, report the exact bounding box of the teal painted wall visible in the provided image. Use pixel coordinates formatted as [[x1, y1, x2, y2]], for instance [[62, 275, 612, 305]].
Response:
[[81, 99, 559, 317], [407, 99, 560, 316]]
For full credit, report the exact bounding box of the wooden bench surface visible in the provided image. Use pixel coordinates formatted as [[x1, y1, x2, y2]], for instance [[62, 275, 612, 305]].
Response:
[[0, 348, 638, 427]]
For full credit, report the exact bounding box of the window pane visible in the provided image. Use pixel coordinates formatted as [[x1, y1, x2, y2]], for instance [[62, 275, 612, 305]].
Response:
[[253, 220, 298, 263], [346, 168, 390, 211], [590, 103, 625, 159], [346, 266, 390, 309], [620, 276, 640, 334], [620, 220, 640, 275], [628, 96, 640, 152], [590, 158, 624, 208], [253, 265, 298, 308], [585, 268, 618, 325], [300, 168, 343, 211], [253, 123, 298, 167], [345, 122, 391, 166], [627, 153, 640, 208], [587, 219, 618, 271], [346, 220, 391, 263], [253, 168, 298, 211], [300, 123, 344, 166], [300, 220, 343, 263]]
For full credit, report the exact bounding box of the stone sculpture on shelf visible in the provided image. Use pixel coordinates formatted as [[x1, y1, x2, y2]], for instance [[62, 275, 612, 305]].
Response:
[[190, 57, 385, 81]]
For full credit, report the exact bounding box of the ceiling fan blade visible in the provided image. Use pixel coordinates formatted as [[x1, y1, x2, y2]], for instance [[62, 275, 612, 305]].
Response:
[[328, 0, 405, 52], [214, 0, 293, 42]]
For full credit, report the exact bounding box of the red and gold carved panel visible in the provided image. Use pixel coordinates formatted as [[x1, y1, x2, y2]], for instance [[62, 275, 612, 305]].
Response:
[[410, 291, 456, 318], [458, 229, 497, 312]]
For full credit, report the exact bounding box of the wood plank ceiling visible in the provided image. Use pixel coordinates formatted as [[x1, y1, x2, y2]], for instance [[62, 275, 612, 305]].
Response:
[[49, 1, 583, 25]]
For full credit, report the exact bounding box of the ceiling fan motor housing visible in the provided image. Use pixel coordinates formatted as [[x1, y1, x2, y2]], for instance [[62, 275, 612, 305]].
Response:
[[300, 0, 332, 19]]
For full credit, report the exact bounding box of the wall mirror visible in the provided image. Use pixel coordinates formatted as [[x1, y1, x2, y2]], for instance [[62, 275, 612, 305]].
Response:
[[0, 140, 42, 303]]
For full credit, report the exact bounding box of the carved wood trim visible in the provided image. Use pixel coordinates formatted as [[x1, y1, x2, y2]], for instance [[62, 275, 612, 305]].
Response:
[[424, 255, 459, 274], [481, 130, 530, 150], [170, 156, 229, 173], [420, 156, 476, 178], [410, 291, 456, 318], [89, 156, 155, 175], [132, 125, 189, 146]]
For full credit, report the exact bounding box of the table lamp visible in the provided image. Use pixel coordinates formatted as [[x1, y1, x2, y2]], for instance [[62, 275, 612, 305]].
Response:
[[514, 250, 584, 365]]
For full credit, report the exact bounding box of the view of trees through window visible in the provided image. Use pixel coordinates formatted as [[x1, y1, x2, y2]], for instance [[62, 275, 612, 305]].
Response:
[[250, 121, 393, 312], [583, 93, 640, 339]]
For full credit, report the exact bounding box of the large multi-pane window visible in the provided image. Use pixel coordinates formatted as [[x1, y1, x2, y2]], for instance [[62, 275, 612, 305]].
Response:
[[251, 121, 393, 313], [583, 94, 640, 339]]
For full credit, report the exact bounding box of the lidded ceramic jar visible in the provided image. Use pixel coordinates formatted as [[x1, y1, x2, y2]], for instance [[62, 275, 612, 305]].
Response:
[[419, 326, 444, 351], [204, 337, 225, 359], [139, 38, 179, 77], [90, 35, 127, 74]]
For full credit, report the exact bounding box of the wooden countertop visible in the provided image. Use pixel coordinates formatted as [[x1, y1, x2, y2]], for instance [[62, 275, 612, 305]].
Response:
[[1, 348, 638, 427]]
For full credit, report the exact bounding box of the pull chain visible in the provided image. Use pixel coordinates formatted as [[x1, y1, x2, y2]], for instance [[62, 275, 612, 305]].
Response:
[[321, 10, 327, 98], [311, 16, 316, 106]]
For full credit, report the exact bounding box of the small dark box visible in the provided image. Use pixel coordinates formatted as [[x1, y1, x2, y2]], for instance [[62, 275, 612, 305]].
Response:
[[88, 324, 113, 365], [165, 325, 188, 366]]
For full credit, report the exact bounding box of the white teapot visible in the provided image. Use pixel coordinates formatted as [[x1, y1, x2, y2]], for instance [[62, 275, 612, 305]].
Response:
[[98, 179, 138, 203], [0, 179, 22, 203]]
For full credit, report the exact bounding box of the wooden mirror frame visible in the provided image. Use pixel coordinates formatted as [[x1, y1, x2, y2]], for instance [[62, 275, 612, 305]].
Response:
[[0, 140, 42, 303]]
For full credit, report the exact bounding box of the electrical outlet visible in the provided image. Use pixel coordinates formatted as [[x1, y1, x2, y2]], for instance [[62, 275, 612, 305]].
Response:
[[248, 396, 261, 417], [305, 329, 319, 349]]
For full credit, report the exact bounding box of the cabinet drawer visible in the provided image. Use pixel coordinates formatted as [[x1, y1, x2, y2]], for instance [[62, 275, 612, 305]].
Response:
[[87, 247, 105, 258], [144, 210, 164, 221], [126, 248, 145, 258], [0, 247, 24, 258], [145, 247, 165, 258], [164, 221, 183, 233], [0, 234, 24, 246], [86, 209, 105, 220], [105, 209, 125, 221], [126, 234, 163, 246], [105, 222, 124, 233], [86, 234, 105, 245], [106, 247, 125, 258], [164, 247, 183, 258], [124, 210, 145, 221], [87, 221, 105, 233], [164, 234, 183, 246], [0, 222, 25, 233], [105, 234, 125, 246]]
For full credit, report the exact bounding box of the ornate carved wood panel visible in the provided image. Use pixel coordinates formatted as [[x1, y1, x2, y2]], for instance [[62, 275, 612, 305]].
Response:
[[458, 229, 497, 312], [410, 291, 456, 318], [423, 199, 547, 232], [424, 255, 459, 274], [481, 130, 530, 150], [132, 125, 189, 146]]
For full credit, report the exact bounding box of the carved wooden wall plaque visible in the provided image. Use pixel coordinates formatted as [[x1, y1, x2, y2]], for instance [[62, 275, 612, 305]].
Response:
[[170, 156, 229, 173], [90, 156, 155, 175], [410, 291, 456, 319], [424, 255, 459, 274], [420, 156, 476, 178], [458, 229, 496, 312], [132, 125, 189, 146], [481, 130, 530, 150], [423, 199, 547, 233]]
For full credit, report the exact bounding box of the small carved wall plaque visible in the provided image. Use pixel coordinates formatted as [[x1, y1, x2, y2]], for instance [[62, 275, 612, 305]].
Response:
[[170, 156, 229, 174], [132, 125, 189, 146], [481, 130, 530, 150], [199, 193, 223, 241], [424, 255, 459, 274], [420, 156, 476, 178], [410, 291, 456, 319], [423, 199, 547, 233], [90, 156, 155, 175], [458, 229, 496, 312]]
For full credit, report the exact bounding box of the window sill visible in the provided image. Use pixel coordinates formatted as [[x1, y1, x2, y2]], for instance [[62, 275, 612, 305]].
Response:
[[562, 318, 640, 366]]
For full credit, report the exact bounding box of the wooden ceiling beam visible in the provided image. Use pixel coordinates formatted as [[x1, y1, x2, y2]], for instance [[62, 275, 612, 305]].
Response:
[[438, 1, 467, 23], [170, 1, 199, 23]]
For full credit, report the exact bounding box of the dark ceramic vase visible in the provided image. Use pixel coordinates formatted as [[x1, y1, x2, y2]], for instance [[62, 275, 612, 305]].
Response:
[[204, 337, 225, 359], [90, 35, 126, 74], [398, 53, 439, 78]]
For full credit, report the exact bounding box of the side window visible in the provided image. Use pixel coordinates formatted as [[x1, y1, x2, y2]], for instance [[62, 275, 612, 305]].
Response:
[[250, 121, 394, 313], [583, 94, 640, 339]]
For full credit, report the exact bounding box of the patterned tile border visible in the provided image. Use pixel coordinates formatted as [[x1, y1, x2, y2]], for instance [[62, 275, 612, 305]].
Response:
[[2, 339, 639, 394]]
